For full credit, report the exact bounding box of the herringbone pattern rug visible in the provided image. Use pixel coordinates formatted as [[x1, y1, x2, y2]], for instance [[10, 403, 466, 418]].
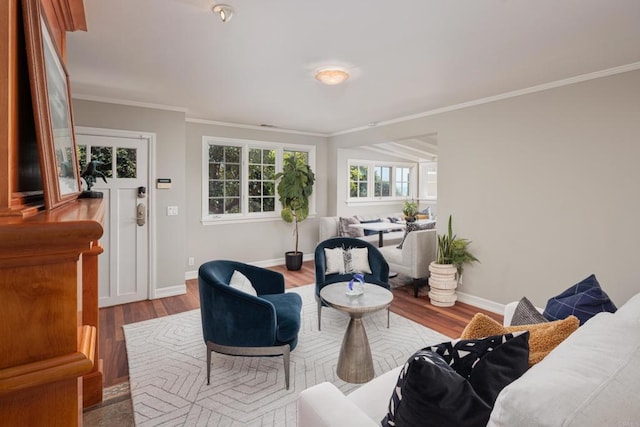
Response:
[[123, 285, 449, 426]]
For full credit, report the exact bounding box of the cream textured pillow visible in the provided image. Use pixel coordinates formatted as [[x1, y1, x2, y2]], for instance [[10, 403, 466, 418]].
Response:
[[229, 270, 257, 296], [338, 217, 364, 237], [460, 313, 579, 366], [345, 247, 372, 274], [324, 247, 346, 274]]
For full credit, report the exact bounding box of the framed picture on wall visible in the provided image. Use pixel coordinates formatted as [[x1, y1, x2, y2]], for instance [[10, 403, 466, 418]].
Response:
[[22, 0, 81, 209]]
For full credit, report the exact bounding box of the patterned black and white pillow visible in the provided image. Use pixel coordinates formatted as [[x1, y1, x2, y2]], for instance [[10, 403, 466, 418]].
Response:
[[382, 332, 530, 427], [343, 247, 371, 274]]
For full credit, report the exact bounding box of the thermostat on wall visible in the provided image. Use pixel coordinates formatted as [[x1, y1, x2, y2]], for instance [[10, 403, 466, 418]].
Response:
[[156, 178, 172, 189]]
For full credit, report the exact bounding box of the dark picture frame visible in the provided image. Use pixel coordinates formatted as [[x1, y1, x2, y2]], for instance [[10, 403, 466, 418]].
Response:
[[22, 0, 81, 209]]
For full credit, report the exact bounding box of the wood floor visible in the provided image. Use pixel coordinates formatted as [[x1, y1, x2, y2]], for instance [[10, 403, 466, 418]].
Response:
[[99, 260, 502, 387]]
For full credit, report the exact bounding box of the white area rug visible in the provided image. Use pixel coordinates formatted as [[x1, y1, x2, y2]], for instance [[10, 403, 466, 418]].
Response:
[[123, 284, 449, 426]]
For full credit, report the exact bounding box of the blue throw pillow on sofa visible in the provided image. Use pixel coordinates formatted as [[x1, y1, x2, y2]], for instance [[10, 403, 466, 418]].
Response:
[[359, 218, 382, 236], [543, 274, 617, 325], [381, 332, 530, 427]]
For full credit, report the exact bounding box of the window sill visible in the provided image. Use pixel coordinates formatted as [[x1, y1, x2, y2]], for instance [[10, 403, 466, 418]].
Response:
[[201, 213, 317, 226], [345, 198, 411, 208]]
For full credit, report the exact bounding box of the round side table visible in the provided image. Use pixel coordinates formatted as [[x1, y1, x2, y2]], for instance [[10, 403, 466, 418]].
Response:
[[320, 282, 393, 383]]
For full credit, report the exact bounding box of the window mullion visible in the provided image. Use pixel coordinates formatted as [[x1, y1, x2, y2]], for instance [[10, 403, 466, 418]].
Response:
[[242, 145, 248, 216], [368, 165, 375, 199]]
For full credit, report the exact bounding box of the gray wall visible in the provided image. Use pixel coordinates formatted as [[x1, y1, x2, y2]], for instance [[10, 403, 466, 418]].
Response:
[[72, 69, 640, 308], [184, 122, 328, 269], [331, 70, 640, 307], [72, 99, 187, 291]]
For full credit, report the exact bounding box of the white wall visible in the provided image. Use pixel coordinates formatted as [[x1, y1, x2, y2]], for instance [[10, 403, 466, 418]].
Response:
[[331, 70, 640, 307], [72, 99, 187, 292], [184, 121, 329, 269]]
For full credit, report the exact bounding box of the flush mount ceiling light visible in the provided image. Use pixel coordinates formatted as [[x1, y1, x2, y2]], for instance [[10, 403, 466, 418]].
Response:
[[212, 4, 234, 22], [315, 68, 350, 85]]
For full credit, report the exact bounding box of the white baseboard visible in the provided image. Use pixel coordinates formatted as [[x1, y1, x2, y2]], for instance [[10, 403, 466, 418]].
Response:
[[456, 291, 504, 315], [153, 283, 187, 299], [184, 253, 314, 281]]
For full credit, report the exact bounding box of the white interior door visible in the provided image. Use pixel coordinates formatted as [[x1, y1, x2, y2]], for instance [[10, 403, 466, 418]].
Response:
[[77, 132, 150, 307]]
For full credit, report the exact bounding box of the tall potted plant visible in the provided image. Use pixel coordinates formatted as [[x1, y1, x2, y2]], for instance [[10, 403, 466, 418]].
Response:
[[428, 215, 478, 306], [275, 156, 316, 270]]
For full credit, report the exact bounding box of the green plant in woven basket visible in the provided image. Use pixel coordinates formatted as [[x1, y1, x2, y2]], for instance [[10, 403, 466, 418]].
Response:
[[436, 215, 479, 276]]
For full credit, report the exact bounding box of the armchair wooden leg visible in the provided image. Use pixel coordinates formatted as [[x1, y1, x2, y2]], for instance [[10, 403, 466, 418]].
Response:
[[283, 345, 291, 390], [317, 300, 322, 331], [387, 308, 390, 328]]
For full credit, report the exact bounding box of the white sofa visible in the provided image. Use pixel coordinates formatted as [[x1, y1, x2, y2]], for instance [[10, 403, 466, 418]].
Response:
[[318, 216, 405, 247], [298, 292, 640, 426]]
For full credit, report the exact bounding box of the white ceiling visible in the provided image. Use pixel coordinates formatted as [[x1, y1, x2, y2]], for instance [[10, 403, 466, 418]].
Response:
[[67, 0, 640, 136]]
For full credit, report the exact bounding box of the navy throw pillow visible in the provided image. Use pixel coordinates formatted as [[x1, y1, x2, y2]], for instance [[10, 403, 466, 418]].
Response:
[[381, 332, 530, 427], [359, 218, 382, 236], [543, 274, 617, 325]]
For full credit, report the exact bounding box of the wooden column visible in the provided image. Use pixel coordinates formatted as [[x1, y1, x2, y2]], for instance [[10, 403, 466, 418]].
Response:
[[0, 198, 104, 426], [81, 240, 104, 407]]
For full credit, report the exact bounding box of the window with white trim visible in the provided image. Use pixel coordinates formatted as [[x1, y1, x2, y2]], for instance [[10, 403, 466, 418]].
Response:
[[248, 148, 276, 213], [347, 160, 416, 203], [395, 167, 410, 197], [374, 166, 392, 197], [349, 164, 369, 198], [208, 145, 241, 214], [202, 137, 315, 223]]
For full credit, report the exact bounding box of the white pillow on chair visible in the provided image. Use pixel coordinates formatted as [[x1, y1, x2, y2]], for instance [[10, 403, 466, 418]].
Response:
[[229, 270, 257, 296], [324, 247, 346, 274], [324, 247, 372, 275]]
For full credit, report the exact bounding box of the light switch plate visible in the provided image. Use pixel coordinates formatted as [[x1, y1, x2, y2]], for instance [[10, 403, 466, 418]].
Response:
[[167, 206, 178, 216]]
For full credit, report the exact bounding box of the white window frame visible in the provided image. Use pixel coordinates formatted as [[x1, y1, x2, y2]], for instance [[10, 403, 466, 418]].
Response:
[[419, 161, 438, 201], [202, 136, 316, 225], [346, 159, 417, 206]]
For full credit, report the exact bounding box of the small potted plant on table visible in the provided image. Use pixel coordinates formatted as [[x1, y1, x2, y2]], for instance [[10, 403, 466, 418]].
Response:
[[402, 200, 418, 222], [428, 215, 479, 306]]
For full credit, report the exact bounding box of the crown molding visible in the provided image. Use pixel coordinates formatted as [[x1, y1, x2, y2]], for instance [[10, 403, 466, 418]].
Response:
[[72, 93, 188, 113], [186, 118, 328, 137], [331, 61, 640, 137]]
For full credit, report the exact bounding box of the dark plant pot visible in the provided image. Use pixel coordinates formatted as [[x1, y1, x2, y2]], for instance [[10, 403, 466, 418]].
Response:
[[80, 191, 104, 199], [285, 251, 303, 271], [405, 216, 417, 223]]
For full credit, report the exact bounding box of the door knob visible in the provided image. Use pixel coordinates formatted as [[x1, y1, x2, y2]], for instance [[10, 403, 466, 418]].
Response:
[[137, 203, 146, 226]]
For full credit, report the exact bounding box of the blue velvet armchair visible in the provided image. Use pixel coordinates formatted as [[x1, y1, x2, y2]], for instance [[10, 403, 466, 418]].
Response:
[[198, 260, 302, 389], [314, 238, 390, 330]]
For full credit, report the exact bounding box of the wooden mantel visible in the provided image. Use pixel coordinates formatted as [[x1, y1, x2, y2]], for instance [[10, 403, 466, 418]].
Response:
[[0, 198, 105, 425], [0, 1, 99, 424]]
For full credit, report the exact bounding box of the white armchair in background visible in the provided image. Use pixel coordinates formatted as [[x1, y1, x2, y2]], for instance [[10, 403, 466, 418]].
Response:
[[378, 229, 437, 297]]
